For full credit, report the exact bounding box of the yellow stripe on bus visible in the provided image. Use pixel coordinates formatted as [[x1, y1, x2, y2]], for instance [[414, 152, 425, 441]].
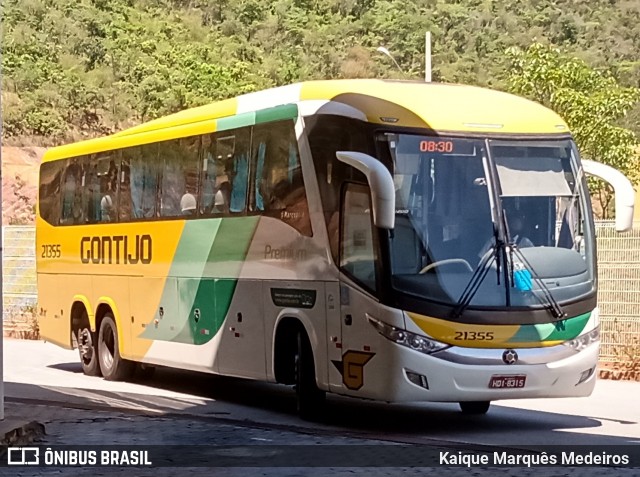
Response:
[[407, 311, 520, 348]]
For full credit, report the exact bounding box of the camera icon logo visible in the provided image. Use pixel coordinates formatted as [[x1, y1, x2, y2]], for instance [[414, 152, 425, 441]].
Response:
[[7, 447, 40, 465]]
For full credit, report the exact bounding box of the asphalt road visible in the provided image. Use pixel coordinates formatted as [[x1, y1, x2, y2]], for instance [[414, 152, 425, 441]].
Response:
[[4, 338, 639, 448]]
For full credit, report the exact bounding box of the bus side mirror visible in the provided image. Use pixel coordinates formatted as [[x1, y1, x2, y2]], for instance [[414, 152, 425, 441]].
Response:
[[336, 151, 395, 229], [582, 159, 635, 232]]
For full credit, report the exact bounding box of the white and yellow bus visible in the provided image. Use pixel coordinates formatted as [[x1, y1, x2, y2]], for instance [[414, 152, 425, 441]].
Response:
[[37, 79, 634, 417]]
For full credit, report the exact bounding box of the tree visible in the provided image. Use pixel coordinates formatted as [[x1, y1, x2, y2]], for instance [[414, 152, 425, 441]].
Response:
[[3, 1, 640, 145], [505, 42, 640, 218]]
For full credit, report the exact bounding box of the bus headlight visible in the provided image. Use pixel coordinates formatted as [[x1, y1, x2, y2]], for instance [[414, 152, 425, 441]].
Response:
[[563, 327, 600, 351], [367, 315, 449, 355]]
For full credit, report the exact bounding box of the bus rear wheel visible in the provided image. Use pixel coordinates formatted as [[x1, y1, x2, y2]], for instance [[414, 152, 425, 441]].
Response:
[[295, 329, 325, 420], [459, 401, 490, 415], [77, 316, 101, 377], [98, 313, 134, 381]]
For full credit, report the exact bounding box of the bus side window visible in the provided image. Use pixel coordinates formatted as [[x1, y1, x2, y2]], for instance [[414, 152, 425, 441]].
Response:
[[125, 145, 159, 219], [252, 121, 311, 236], [181, 136, 200, 216], [230, 151, 248, 213], [100, 154, 119, 223], [200, 129, 250, 216], [119, 159, 132, 221], [84, 156, 101, 223], [229, 128, 251, 214], [200, 135, 224, 215], [60, 157, 85, 225], [159, 140, 182, 217], [307, 115, 370, 261], [39, 161, 62, 225], [159, 137, 199, 218]]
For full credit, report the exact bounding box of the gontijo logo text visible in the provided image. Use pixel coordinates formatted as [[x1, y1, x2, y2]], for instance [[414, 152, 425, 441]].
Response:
[[80, 235, 152, 264]]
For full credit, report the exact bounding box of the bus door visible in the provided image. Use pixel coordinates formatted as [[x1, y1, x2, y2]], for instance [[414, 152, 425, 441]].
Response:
[[325, 281, 343, 393], [333, 183, 379, 395]]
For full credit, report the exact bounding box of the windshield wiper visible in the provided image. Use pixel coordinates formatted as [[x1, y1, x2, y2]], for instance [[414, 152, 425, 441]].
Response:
[[451, 232, 503, 320], [453, 241, 566, 321], [511, 246, 566, 321]]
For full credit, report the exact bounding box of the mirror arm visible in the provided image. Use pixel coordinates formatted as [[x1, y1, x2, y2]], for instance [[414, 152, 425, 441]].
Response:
[[582, 159, 635, 232], [336, 151, 395, 229]]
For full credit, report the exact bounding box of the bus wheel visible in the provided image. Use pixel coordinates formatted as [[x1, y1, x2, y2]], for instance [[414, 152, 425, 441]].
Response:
[[295, 329, 325, 420], [459, 401, 490, 415], [98, 313, 134, 381], [77, 324, 101, 377]]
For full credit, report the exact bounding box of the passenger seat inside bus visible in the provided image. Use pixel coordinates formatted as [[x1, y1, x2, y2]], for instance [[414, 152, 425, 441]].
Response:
[[180, 193, 196, 215]]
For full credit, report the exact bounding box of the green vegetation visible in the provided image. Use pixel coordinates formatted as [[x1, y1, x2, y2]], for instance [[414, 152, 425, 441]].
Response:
[[2, 0, 639, 145], [506, 43, 640, 217]]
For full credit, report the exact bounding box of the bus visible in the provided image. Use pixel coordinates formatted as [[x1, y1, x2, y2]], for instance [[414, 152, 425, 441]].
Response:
[[37, 79, 634, 418]]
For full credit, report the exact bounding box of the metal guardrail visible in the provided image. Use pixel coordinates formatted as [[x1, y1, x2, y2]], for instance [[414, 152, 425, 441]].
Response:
[[1, 223, 639, 362], [594, 221, 640, 363]]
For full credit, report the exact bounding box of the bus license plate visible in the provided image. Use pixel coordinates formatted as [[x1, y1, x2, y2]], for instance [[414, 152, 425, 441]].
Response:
[[489, 375, 526, 389]]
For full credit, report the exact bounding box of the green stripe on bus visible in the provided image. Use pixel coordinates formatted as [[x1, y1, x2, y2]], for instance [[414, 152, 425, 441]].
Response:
[[543, 311, 591, 342], [170, 220, 221, 276], [216, 111, 257, 132], [508, 312, 591, 344], [155, 216, 259, 345], [173, 278, 229, 345], [142, 216, 259, 345], [255, 104, 298, 124], [167, 219, 223, 344], [139, 220, 220, 342], [201, 216, 260, 274], [184, 216, 260, 344]]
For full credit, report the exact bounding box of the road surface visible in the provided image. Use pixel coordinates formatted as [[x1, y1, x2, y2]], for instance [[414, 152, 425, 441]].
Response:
[[2, 338, 638, 476]]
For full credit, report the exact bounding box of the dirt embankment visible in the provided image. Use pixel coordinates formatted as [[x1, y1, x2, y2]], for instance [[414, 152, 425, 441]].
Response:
[[1, 146, 44, 225]]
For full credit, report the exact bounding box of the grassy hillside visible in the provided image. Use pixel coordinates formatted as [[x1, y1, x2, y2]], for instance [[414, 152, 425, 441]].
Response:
[[2, 0, 639, 145]]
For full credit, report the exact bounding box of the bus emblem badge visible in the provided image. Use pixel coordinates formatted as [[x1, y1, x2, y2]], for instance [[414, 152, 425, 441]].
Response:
[[332, 350, 375, 390], [502, 349, 518, 365]]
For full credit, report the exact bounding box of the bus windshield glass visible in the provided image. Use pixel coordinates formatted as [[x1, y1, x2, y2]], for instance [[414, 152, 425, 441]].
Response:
[[382, 133, 594, 310]]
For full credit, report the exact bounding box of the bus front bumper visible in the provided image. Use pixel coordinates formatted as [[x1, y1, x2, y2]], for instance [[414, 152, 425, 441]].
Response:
[[359, 342, 598, 403]]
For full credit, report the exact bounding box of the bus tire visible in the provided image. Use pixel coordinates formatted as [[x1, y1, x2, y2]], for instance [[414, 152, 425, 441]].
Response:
[[77, 311, 101, 377], [98, 313, 134, 381], [459, 401, 490, 415], [295, 329, 325, 420]]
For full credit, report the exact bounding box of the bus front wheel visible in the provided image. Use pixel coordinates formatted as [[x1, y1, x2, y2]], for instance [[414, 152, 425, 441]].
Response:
[[98, 313, 134, 381], [459, 401, 490, 415], [295, 329, 325, 420]]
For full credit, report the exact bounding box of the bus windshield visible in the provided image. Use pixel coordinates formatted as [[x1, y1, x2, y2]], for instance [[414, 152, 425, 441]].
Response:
[[382, 133, 594, 310]]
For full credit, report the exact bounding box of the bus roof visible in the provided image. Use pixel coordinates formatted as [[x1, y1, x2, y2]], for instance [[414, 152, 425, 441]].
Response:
[[43, 79, 569, 162]]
